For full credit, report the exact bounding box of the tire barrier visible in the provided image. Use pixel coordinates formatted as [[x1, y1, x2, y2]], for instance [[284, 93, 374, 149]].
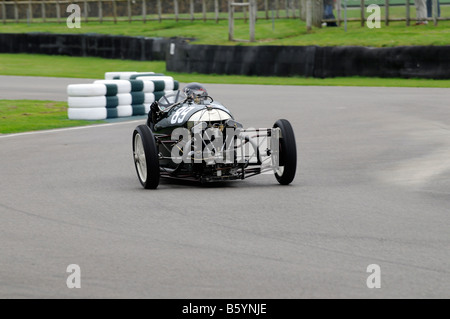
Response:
[[105, 72, 180, 91], [105, 72, 140, 80], [131, 92, 145, 105], [67, 96, 108, 108], [68, 107, 107, 121], [135, 76, 178, 91], [117, 105, 133, 117], [166, 40, 450, 80], [93, 80, 132, 94], [0, 33, 174, 61], [116, 93, 132, 106], [132, 104, 147, 116], [67, 83, 118, 97], [67, 83, 118, 120], [2, 32, 448, 79], [67, 72, 179, 120]]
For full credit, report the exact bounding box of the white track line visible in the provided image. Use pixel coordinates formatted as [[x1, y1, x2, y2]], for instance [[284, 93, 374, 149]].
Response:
[[0, 119, 145, 139]]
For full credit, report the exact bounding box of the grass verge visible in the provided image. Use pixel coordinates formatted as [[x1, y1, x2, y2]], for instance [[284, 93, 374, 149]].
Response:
[[1, 54, 450, 88], [0, 100, 104, 134]]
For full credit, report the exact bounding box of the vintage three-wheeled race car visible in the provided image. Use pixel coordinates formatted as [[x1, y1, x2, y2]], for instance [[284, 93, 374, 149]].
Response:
[[132, 83, 297, 189]]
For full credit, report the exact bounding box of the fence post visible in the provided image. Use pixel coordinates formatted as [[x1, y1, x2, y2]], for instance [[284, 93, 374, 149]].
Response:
[[406, 0, 410, 26], [432, 0, 438, 25], [264, 0, 268, 19], [42, 1, 46, 22], [157, 0, 162, 22], [99, 0, 103, 23], [28, 0, 32, 23], [275, 0, 279, 18], [299, 0, 306, 21], [142, 0, 145, 23], [360, 0, 364, 27], [385, 0, 389, 26], [292, 0, 297, 18], [174, 0, 179, 22], [14, 0, 18, 23], [306, 0, 312, 30], [202, 0, 206, 21], [228, 0, 234, 41], [113, 0, 117, 24], [244, 2, 247, 24], [344, 0, 347, 31], [2, 1, 5, 24], [299, 0, 303, 19], [56, 0, 60, 24], [84, 0, 88, 23], [127, 0, 131, 23], [215, 0, 219, 23], [249, 0, 256, 42], [336, 0, 341, 26], [190, 0, 194, 21]]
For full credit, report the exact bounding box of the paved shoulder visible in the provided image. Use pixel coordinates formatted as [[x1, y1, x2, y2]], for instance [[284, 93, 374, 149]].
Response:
[[0, 75, 97, 101]]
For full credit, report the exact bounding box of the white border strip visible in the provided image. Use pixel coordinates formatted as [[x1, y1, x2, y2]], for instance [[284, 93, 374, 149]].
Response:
[[0, 119, 145, 139]]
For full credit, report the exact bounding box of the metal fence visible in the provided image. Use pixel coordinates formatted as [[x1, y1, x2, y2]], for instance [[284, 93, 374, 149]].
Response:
[[0, 0, 448, 25]]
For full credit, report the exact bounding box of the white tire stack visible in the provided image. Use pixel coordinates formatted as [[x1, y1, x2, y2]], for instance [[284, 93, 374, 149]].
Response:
[[67, 83, 119, 120], [67, 72, 179, 120], [107, 72, 180, 107], [93, 80, 133, 118], [104, 72, 140, 80], [101, 72, 179, 115]]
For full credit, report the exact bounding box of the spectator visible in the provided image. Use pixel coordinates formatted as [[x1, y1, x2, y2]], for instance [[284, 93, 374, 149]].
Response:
[[323, 0, 338, 27], [414, 0, 428, 25], [426, 0, 441, 17]]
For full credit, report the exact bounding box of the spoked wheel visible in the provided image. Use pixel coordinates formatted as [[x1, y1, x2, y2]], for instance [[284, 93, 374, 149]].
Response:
[[273, 119, 297, 185], [133, 124, 160, 189]]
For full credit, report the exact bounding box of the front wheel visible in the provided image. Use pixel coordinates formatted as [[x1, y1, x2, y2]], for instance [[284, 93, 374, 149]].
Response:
[[273, 119, 297, 185], [133, 124, 160, 189]]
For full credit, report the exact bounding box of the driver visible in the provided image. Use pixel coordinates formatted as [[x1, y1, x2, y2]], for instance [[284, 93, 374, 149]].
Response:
[[183, 82, 209, 104], [148, 82, 209, 129]]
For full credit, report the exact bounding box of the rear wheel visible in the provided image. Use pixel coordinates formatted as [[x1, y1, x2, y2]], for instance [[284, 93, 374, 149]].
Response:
[[273, 119, 297, 185], [133, 125, 160, 189]]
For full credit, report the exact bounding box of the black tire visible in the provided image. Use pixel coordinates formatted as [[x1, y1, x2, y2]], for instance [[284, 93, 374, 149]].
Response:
[[273, 119, 297, 185], [132, 124, 160, 189]]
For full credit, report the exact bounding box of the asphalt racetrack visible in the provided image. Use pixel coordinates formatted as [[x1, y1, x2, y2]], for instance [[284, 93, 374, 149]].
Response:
[[1, 76, 450, 298]]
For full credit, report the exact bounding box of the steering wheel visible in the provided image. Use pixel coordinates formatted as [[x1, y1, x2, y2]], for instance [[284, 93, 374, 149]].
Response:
[[157, 91, 188, 113]]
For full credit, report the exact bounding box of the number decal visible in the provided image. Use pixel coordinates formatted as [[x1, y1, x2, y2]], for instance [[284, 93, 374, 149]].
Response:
[[170, 106, 195, 124]]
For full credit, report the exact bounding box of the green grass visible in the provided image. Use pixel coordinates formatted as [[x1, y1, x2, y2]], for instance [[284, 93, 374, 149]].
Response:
[[1, 53, 450, 88], [0, 100, 104, 134], [2, 7, 450, 47], [0, 53, 166, 78]]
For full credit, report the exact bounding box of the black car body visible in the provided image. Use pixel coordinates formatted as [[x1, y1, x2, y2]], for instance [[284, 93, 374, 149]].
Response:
[[132, 90, 297, 189]]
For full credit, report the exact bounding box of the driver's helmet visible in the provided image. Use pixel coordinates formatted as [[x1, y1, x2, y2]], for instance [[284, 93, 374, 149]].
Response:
[[183, 82, 208, 104]]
